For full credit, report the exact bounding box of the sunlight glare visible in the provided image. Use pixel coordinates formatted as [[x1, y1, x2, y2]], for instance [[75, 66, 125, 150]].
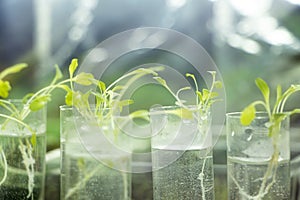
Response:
[[229, 0, 273, 17], [166, 0, 187, 9]]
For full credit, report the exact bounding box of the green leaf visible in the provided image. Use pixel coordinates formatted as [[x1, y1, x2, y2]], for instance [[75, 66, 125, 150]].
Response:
[[98, 81, 106, 92], [255, 78, 270, 104], [0, 80, 11, 98], [31, 133, 36, 147], [130, 110, 150, 121], [0, 63, 28, 79], [57, 84, 71, 92], [289, 108, 300, 116], [202, 89, 210, 101], [210, 92, 219, 98], [77, 158, 85, 170], [240, 104, 256, 126], [214, 81, 223, 89], [171, 108, 193, 119], [74, 73, 94, 85], [29, 95, 51, 111], [65, 91, 73, 106], [276, 85, 282, 101], [69, 58, 78, 78]]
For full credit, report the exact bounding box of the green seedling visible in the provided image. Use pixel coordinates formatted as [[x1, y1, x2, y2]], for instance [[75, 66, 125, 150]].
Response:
[[236, 78, 300, 199], [0, 59, 97, 199], [154, 71, 222, 200], [154, 71, 222, 118], [0, 59, 164, 199], [61, 62, 163, 199]]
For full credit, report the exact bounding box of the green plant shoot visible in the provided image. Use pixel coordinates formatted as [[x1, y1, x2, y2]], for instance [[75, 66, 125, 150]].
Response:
[[240, 78, 300, 136], [154, 71, 222, 119], [0, 59, 97, 199], [0, 63, 28, 98], [0, 59, 164, 199], [237, 77, 300, 199], [153, 71, 222, 200]]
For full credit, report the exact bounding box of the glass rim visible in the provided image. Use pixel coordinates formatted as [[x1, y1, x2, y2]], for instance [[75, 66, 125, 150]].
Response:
[[149, 105, 199, 112], [59, 105, 73, 111], [1, 99, 47, 110], [7, 99, 23, 103], [59, 105, 108, 111], [59, 105, 128, 118], [226, 111, 269, 119], [226, 111, 289, 119], [2, 99, 26, 105]]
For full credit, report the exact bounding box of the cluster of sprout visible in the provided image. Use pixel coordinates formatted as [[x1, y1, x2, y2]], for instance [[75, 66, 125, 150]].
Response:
[[0, 58, 223, 199], [3, 57, 299, 200], [0, 59, 164, 199], [153, 71, 222, 200], [155, 71, 221, 110], [0, 60, 95, 198]]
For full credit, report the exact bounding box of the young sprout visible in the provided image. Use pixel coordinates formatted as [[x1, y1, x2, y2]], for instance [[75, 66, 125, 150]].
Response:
[[0, 63, 28, 98], [241, 78, 300, 136], [154, 71, 222, 119], [237, 78, 300, 199], [0, 59, 164, 199], [69, 65, 165, 126], [154, 71, 222, 200], [61, 64, 165, 199], [0, 59, 97, 199]]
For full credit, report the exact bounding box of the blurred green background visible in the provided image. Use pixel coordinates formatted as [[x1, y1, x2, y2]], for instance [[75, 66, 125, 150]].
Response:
[[0, 0, 300, 156]]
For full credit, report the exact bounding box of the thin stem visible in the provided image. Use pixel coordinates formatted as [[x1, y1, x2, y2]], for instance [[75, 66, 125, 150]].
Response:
[[0, 114, 34, 135], [105, 67, 161, 92], [256, 148, 279, 199], [203, 73, 216, 110], [254, 101, 272, 119], [111, 72, 146, 110], [122, 172, 129, 199], [199, 153, 208, 200], [65, 165, 103, 199], [186, 74, 199, 105], [0, 100, 21, 117], [231, 126, 281, 200], [279, 88, 300, 113], [20, 79, 73, 120], [24, 79, 71, 106], [0, 147, 8, 186], [105, 71, 140, 92]]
